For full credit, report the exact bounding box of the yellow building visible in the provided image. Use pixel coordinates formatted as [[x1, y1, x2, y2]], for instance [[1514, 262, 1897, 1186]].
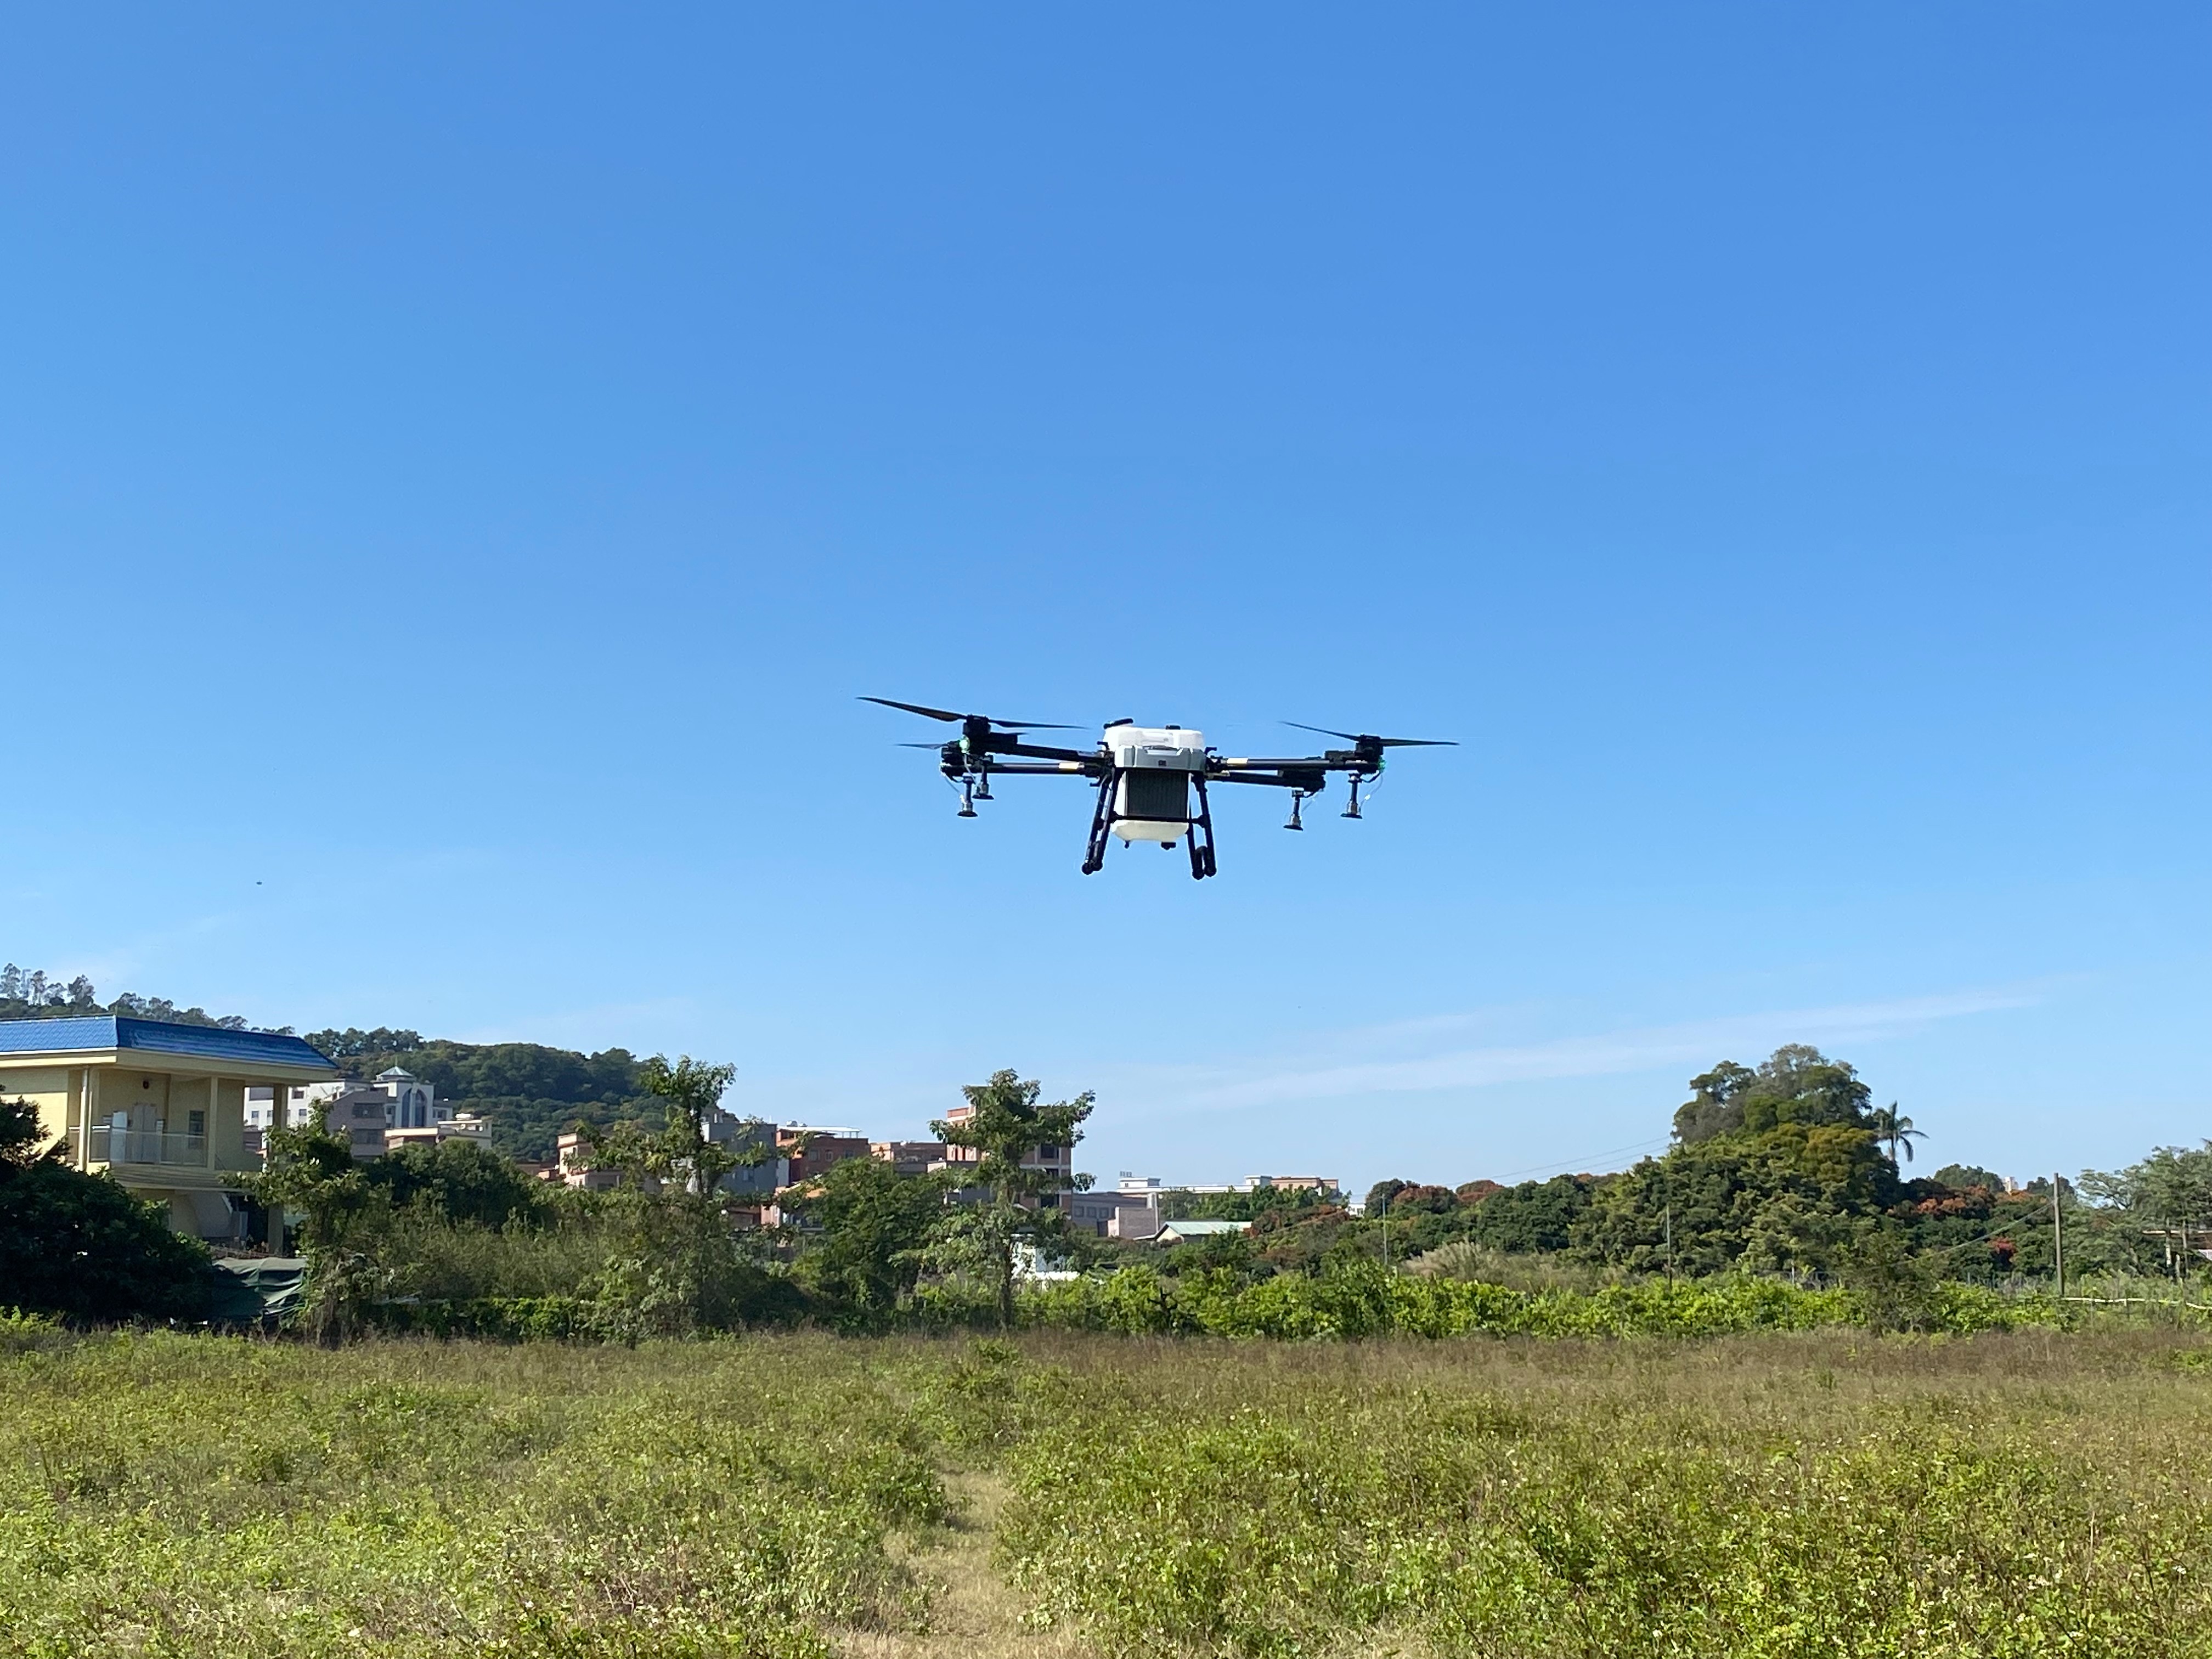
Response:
[[0, 1015, 337, 1240]]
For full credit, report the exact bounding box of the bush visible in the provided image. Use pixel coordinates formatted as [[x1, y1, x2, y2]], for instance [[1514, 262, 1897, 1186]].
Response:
[[0, 1160, 211, 1324]]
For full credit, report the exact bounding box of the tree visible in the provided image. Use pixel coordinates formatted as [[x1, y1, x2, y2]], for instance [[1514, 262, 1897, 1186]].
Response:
[[1673, 1062, 1756, 1144], [249, 1120, 385, 1344], [580, 1054, 778, 1336], [1671, 1049, 1876, 1144], [1929, 1163, 2008, 1194], [1364, 1178, 1409, 1217], [1578, 1119, 1891, 1278], [2081, 1143, 2212, 1229], [931, 1069, 1094, 1328], [1868, 1104, 1927, 1169], [785, 1155, 950, 1322], [0, 1097, 211, 1323], [365, 1137, 545, 1231]]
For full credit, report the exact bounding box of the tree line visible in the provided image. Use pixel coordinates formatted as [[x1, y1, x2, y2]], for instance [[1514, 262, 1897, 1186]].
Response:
[[0, 964, 266, 1031], [8, 1039, 2211, 1339], [1178, 1045, 2209, 1298]]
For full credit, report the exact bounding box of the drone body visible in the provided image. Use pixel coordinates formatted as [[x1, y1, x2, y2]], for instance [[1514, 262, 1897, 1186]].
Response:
[[864, 698, 1453, 879]]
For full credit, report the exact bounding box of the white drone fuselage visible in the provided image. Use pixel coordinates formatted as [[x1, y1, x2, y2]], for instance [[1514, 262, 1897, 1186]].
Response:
[[1105, 726, 1206, 843]]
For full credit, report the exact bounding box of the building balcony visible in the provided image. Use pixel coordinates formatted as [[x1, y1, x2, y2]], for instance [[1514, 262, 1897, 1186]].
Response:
[[89, 1125, 209, 1168]]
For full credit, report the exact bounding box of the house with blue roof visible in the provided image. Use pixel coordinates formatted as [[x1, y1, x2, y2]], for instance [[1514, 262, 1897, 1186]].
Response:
[[0, 1016, 337, 1242]]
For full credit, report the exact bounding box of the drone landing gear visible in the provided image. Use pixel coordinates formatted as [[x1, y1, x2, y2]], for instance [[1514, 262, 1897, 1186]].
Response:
[[1188, 776, 1217, 880], [1284, 790, 1309, 831], [1342, 773, 1367, 820], [1080, 771, 1114, 874], [1079, 770, 1216, 879], [957, 775, 978, 818]]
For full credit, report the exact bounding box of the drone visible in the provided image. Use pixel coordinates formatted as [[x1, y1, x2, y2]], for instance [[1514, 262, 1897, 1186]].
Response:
[[863, 697, 1455, 880]]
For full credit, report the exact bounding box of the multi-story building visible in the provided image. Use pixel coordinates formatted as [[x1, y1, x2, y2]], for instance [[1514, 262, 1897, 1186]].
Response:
[[0, 1015, 337, 1241], [246, 1065, 452, 1149], [871, 1139, 953, 1176], [1068, 1188, 1163, 1238], [778, 1125, 870, 1185], [383, 1113, 492, 1154], [321, 1085, 399, 1161]]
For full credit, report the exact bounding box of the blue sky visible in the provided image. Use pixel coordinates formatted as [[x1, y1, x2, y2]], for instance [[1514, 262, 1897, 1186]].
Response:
[[4, 5, 2205, 1193]]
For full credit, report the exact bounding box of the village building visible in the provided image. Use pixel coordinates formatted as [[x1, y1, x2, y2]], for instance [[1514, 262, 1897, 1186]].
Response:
[[0, 1015, 337, 1242]]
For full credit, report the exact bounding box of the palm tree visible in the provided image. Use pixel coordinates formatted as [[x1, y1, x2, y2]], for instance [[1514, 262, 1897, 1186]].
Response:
[[1870, 1104, 1927, 1169]]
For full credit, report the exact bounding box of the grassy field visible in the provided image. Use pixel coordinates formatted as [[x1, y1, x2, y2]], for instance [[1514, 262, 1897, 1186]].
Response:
[[6, 1323, 2212, 1657]]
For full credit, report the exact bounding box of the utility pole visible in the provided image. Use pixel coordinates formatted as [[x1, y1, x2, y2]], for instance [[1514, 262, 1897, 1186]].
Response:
[[1378, 1189, 1389, 1272], [2051, 1173, 2066, 1301], [1664, 1203, 1674, 1284]]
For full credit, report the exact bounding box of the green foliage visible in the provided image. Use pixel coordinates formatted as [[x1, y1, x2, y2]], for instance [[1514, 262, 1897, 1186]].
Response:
[[997, 1336, 2212, 1658], [0, 1097, 212, 1323], [1672, 1043, 1876, 1144], [783, 1154, 949, 1324], [0, 962, 264, 1027], [249, 1121, 393, 1344], [2083, 1141, 2212, 1225], [1579, 1110, 1894, 1276], [1931, 1161, 2010, 1193], [1404, 1240, 1612, 1293], [1160, 1184, 1336, 1223], [573, 1054, 798, 1340], [0, 1335, 951, 1657], [932, 1069, 1095, 1328], [365, 1136, 548, 1230], [1018, 1259, 2052, 1339]]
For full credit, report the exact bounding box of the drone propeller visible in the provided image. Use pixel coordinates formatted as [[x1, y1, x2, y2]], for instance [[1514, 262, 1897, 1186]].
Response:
[[861, 696, 1079, 730], [1283, 721, 1458, 749]]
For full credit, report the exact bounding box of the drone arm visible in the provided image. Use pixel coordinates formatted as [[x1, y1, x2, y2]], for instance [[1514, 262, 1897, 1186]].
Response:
[[992, 741, 1097, 763], [1213, 754, 1366, 773], [978, 760, 1102, 776]]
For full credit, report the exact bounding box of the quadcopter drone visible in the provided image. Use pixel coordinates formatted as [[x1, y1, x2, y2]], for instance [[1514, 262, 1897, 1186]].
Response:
[[863, 697, 1454, 880]]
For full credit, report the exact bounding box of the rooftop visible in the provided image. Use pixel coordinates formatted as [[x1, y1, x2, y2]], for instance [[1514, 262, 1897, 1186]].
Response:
[[0, 1016, 338, 1073]]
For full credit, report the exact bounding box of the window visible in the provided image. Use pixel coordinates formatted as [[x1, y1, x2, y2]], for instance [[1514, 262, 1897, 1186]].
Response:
[[187, 1110, 206, 1137], [1037, 1144, 1058, 1159]]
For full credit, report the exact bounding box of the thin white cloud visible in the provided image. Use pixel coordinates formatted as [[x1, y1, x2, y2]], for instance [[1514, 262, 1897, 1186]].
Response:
[[1100, 985, 2048, 1118]]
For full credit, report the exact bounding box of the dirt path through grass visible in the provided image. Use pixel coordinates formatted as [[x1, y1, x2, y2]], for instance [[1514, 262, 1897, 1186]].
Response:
[[842, 1473, 1096, 1659]]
